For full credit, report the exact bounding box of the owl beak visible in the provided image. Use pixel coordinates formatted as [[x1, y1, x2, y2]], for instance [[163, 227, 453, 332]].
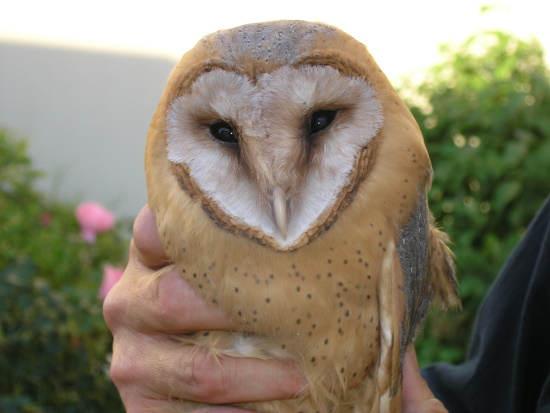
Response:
[[271, 186, 288, 240]]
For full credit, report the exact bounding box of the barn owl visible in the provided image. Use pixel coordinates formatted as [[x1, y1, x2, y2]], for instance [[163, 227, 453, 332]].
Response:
[[145, 20, 459, 412]]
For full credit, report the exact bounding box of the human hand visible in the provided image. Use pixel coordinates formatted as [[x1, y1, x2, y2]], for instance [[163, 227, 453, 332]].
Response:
[[402, 344, 448, 413], [103, 205, 305, 412], [104, 205, 446, 412]]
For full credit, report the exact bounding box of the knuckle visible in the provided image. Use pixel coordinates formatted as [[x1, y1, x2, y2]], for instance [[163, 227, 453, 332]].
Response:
[[109, 351, 140, 389], [103, 267, 131, 332], [102, 280, 126, 330]]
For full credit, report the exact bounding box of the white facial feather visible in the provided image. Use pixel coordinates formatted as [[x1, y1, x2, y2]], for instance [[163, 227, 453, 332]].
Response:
[[167, 71, 276, 236], [166, 66, 383, 249], [259, 66, 383, 243]]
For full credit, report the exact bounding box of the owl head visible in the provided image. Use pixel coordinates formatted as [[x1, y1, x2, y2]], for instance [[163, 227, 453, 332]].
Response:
[[146, 20, 431, 252]]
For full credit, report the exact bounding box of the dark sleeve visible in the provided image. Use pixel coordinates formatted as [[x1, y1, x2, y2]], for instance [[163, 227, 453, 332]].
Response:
[[422, 196, 550, 413]]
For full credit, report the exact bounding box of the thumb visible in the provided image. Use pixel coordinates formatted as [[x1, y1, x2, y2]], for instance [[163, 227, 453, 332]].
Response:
[[402, 344, 448, 413]]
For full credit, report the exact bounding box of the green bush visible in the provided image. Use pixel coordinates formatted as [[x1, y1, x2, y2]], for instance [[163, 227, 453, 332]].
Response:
[[0, 130, 128, 411], [0, 261, 122, 413], [400, 31, 550, 366]]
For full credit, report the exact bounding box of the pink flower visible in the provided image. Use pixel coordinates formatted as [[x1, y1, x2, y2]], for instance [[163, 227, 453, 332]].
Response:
[[41, 213, 52, 226], [99, 265, 124, 300], [75, 202, 115, 243]]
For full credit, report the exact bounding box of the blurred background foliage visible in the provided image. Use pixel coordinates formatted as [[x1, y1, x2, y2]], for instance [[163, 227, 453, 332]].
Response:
[[0, 130, 128, 412], [400, 30, 550, 366], [0, 28, 549, 410]]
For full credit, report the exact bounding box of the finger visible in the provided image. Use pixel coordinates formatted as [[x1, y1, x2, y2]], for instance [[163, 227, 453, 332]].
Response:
[[402, 344, 448, 413], [111, 337, 306, 407], [181, 347, 306, 404], [133, 205, 171, 269], [192, 408, 255, 412], [144, 269, 235, 333], [402, 344, 431, 400], [105, 264, 234, 335]]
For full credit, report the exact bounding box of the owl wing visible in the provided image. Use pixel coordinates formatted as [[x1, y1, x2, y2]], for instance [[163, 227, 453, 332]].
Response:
[[398, 191, 460, 344], [376, 191, 460, 411]]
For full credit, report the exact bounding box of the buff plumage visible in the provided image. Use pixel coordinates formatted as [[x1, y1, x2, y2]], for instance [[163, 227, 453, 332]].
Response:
[[145, 20, 459, 412]]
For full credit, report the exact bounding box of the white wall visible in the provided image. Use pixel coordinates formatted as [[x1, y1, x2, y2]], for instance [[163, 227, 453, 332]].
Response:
[[0, 41, 176, 218]]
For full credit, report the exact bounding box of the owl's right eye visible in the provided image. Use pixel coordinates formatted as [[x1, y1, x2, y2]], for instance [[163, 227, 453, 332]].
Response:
[[209, 121, 239, 145], [308, 110, 337, 136]]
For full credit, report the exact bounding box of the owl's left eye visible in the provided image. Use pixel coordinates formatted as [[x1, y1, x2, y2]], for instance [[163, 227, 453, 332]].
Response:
[[308, 110, 337, 136], [209, 121, 239, 145]]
